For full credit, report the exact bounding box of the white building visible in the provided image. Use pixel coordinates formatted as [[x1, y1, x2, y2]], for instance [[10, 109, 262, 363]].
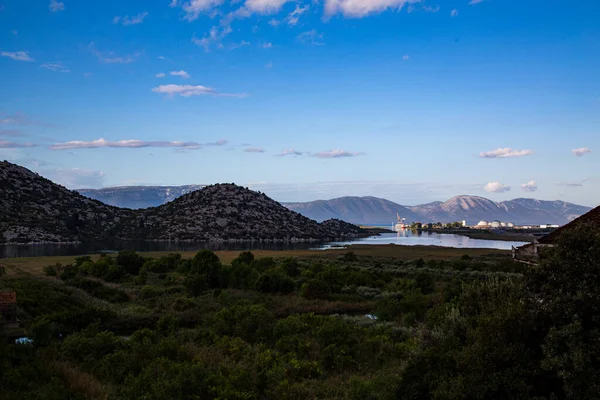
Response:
[[477, 220, 489, 227], [490, 220, 502, 228]]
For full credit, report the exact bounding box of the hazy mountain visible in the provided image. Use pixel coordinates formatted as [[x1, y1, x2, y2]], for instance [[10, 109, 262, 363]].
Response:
[[0, 162, 363, 244], [284, 196, 420, 225], [409, 196, 592, 225], [78, 185, 205, 209], [286, 195, 591, 226]]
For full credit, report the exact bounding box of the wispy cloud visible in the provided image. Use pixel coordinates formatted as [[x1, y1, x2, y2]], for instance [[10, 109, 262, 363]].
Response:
[[40, 62, 70, 73], [0, 112, 54, 127], [557, 180, 586, 188], [245, 147, 265, 153], [170, 70, 190, 79], [0, 130, 21, 137], [245, 0, 292, 14], [89, 42, 141, 64], [287, 4, 309, 25], [450, 9, 459, 17], [44, 168, 105, 189], [469, 0, 485, 4], [278, 148, 304, 157], [265, 61, 273, 68], [262, 42, 273, 48], [402, 55, 410, 60], [521, 180, 538, 192], [269, 18, 281, 26], [297, 29, 325, 45], [231, 41, 251, 50], [113, 12, 148, 26], [49, 0, 65, 12], [324, 0, 421, 18], [49, 138, 204, 150], [156, 72, 166, 78], [180, 0, 224, 21], [0, 140, 37, 148], [572, 147, 591, 157], [192, 25, 232, 51], [1, 51, 34, 62], [204, 139, 228, 146], [158, 55, 167, 60], [484, 181, 511, 193], [479, 148, 533, 158], [314, 149, 363, 159], [422, 5, 440, 12], [152, 84, 247, 98]]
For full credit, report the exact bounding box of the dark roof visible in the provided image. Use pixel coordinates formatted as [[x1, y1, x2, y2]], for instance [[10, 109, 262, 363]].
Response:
[[538, 204, 600, 244]]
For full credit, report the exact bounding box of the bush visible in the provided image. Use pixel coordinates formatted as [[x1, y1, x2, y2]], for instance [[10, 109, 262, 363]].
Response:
[[255, 269, 295, 294], [116, 250, 145, 275], [232, 251, 255, 266], [190, 250, 222, 288], [43, 264, 58, 277], [183, 274, 208, 296], [300, 279, 330, 300], [342, 252, 358, 262], [103, 265, 125, 282], [281, 257, 300, 277]]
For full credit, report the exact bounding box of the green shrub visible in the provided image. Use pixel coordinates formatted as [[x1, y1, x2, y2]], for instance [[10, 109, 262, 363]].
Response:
[[43, 264, 57, 276], [300, 279, 330, 300], [183, 274, 208, 296], [103, 264, 125, 282], [342, 252, 358, 262], [116, 250, 145, 275], [255, 269, 295, 294], [190, 250, 222, 288]]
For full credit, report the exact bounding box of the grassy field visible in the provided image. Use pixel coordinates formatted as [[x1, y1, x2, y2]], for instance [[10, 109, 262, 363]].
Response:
[[0, 244, 510, 277]]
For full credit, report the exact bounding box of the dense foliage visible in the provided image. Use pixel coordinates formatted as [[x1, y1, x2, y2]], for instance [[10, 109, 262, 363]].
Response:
[[1, 223, 599, 399]]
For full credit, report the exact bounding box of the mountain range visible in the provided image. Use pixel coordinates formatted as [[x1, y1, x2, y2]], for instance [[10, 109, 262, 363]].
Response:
[[79, 186, 592, 226], [0, 162, 363, 244]]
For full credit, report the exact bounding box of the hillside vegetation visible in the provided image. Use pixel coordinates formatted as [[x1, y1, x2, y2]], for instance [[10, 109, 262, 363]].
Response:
[[1, 223, 598, 399]]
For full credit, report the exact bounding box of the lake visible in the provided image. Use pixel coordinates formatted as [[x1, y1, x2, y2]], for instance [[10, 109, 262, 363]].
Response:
[[0, 230, 527, 259]]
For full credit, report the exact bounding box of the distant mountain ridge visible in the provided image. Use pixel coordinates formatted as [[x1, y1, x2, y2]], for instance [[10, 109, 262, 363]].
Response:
[[78, 185, 205, 209], [293, 195, 592, 226], [78, 184, 592, 226], [0, 162, 364, 244]]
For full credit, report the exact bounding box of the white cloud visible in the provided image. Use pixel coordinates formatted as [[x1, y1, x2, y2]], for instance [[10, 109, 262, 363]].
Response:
[[479, 148, 533, 158], [245, 0, 291, 14], [450, 9, 458, 17], [204, 139, 228, 146], [422, 5, 439, 12], [245, 147, 265, 153], [287, 4, 309, 25], [402, 54, 410, 60], [521, 180, 538, 192], [1, 51, 34, 62], [324, 0, 421, 18], [484, 181, 511, 193], [265, 61, 273, 68], [269, 18, 281, 26], [278, 148, 304, 156], [158, 55, 167, 60], [314, 149, 363, 158], [262, 42, 273, 48], [469, 0, 485, 4], [44, 168, 105, 189], [152, 84, 247, 98], [156, 72, 166, 78], [231, 41, 251, 49], [49, 138, 204, 150], [170, 0, 178, 7], [113, 12, 148, 26], [297, 29, 325, 45], [0, 112, 53, 127], [0, 141, 37, 148], [0, 130, 21, 137], [572, 147, 591, 157], [181, 0, 223, 21], [40, 62, 70, 73], [49, 0, 65, 12], [192, 25, 232, 51], [170, 70, 190, 79]]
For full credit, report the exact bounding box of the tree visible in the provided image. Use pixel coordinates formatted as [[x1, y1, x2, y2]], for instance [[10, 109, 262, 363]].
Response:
[[116, 251, 145, 275], [190, 250, 223, 288], [525, 222, 600, 399]]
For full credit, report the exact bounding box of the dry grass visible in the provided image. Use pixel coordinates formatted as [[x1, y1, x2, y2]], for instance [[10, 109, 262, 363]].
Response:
[[50, 360, 114, 399], [0, 245, 509, 277]]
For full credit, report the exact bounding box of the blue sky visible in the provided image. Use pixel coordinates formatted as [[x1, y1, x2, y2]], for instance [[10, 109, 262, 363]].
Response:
[[0, 0, 598, 206]]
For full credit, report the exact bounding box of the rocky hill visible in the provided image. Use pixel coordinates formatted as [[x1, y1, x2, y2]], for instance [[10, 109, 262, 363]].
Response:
[[0, 161, 136, 244], [0, 162, 364, 244], [78, 185, 205, 209]]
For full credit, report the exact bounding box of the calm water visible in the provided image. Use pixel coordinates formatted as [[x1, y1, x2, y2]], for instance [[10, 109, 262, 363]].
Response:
[[0, 231, 527, 259], [320, 231, 528, 251]]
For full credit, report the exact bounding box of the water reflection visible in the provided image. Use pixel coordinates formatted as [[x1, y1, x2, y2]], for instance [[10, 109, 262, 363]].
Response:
[[0, 231, 528, 259], [319, 231, 527, 251]]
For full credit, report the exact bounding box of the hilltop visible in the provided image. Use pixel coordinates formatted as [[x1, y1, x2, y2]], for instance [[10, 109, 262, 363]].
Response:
[[78, 185, 205, 209], [0, 162, 364, 244]]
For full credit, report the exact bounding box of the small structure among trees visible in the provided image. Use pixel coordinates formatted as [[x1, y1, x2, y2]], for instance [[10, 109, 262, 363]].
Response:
[[513, 204, 600, 263]]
